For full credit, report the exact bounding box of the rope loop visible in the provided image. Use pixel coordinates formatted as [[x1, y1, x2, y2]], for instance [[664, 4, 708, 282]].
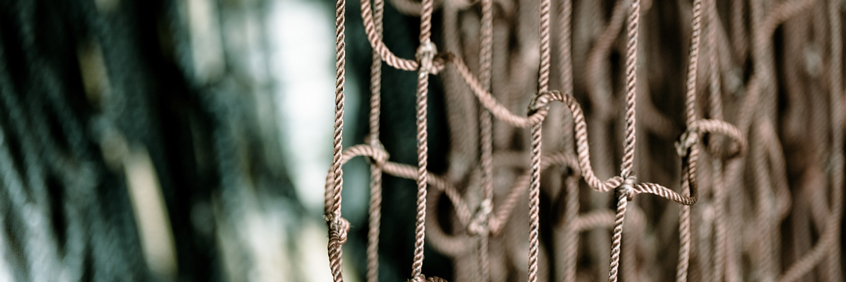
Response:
[[416, 40, 438, 74], [528, 90, 554, 115]]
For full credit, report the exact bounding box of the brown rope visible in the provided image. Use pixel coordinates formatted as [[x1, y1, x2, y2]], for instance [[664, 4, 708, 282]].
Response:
[[411, 0, 436, 276], [326, 0, 843, 280], [329, 0, 348, 279], [677, 1, 703, 281], [527, 0, 553, 280], [366, 0, 385, 280], [608, 179, 632, 282], [476, 0, 494, 281]]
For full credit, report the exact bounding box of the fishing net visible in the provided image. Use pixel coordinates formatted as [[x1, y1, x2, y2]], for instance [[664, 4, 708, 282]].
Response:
[[0, 0, 301, 280], [327, 0, 845, 281]]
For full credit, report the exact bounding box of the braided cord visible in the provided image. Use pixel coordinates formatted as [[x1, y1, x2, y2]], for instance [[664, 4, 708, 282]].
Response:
[[621, 0, 639, 178], [528, 0, 553, 280], [677, 0, 703, 281], [411, 0, 436, 278], [329, 0, 348, 279], [608, 188, 629, 282], [366, 0, 385, 280], [477, 0, 494, 280]]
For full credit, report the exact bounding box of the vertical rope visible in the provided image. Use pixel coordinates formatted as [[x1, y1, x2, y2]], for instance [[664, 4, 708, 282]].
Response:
[[558, 0, 577, 281], [412, 44, 429, 282], [367, 157, 383, 282], [825, 0, 843, 279], [676, 178, 693, 282], [366, 0, 385, 280], [477, 234, 490, 282], [609, 0, 640, 280], [676, 1, 703, 281], [557, 0, 573, 101], [528, 120, 543, 282], [411, 0, 436, 278], [557, 0, 575, 158], [329, 0, 348, 279], [608, 183, 631, 282], [479, 0, 494, 204], [528, 0, 552, 281], [621, 0, 640, 178], [477, 0, 494, 280], [622, 206, 639, 281], [538, 0, 552, 93]]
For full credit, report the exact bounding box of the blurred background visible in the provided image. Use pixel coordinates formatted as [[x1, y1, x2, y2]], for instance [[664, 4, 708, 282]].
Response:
[[0, 0, 417, 280]]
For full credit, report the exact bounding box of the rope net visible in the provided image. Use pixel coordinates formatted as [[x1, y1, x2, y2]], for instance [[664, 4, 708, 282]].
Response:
[[328, 0, 844, 281]]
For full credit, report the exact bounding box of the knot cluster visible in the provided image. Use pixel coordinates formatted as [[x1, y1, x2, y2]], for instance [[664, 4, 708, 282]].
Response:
[[416, 40, 438, 75], [327, 216, 351, 245], [467, 199, 493, 236], [619, 175, 636, 201]]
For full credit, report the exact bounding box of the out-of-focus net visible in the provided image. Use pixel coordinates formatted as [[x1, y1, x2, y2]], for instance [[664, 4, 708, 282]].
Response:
[[0, 0, 303, 280], [327, 0, 845, 281]]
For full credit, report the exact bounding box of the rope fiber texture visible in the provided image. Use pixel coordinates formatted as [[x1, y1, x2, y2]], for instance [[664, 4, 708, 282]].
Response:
[[327, 0, 845, 281]]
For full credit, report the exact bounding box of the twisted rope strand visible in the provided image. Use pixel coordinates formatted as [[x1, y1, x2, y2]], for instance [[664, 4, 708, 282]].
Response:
[[477, 0, 494, 280], [528, 0, 553, 280], [366, 0, 385, 280], [621, 0, 639, 179], [329, 0, 348, 279], [678, 1, 703, 281], [325, 0, 840, 280], [608, 183, 631, 282], [411, 0, 436, 277]]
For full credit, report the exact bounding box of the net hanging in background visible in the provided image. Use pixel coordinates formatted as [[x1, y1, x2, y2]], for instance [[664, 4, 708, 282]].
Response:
[[326, 0, 845, 281]]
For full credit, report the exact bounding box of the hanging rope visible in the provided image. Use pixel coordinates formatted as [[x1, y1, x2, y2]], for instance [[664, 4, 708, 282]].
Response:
[[326, 0, 843, 280]]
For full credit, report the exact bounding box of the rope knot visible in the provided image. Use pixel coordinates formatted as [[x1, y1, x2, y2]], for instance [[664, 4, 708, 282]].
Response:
[[364, 138, 390, 166], [467, 199, 493, 236], [528, 91, 554, 115], [675, 130, 700, 157], [416, 40, 438, 74], [618, 175, 636, 201], [327, 216, 350, 245]]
